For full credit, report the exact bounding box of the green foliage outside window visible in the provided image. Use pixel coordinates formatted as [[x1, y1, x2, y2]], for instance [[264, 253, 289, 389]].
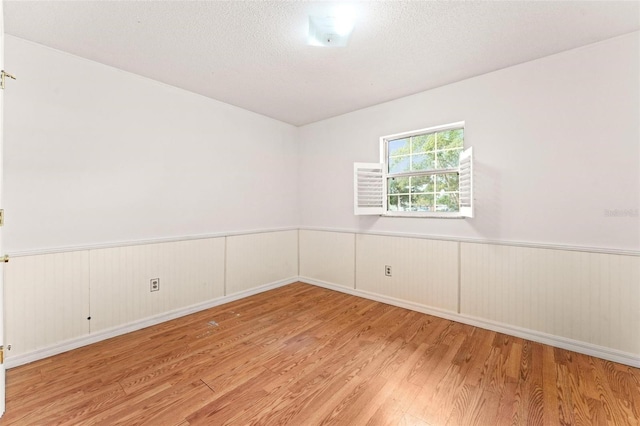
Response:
[[386, 128, 463, 212]]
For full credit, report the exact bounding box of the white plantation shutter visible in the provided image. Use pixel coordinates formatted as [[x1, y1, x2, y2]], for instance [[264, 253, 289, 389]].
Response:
[[354, 163, 386, 215], [458, 147, 473, 218]]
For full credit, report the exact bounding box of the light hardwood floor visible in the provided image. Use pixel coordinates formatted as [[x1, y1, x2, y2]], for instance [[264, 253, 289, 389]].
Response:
[[2, 282, 639, 425]]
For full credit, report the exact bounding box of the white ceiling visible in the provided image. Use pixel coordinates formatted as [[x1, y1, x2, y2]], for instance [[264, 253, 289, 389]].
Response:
[[4, 1, 639, 126]]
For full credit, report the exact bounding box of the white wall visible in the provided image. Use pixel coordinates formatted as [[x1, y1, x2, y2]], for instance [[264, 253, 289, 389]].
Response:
[[5, 250, 90, 356], [299, 230, 354, 289], [5, 230, 298, 363], [226, 230, 298, 295], [299, 230, 640, 366], [3, 31, 639, 368], [298, 32, 640, 252], [3, 35, 299, 253], [88, 238, 225, 332], [460, 243, 640, 356], [296, 33, 639, 367], [355, 234, 459, 312], [6, 33, 637, 253]]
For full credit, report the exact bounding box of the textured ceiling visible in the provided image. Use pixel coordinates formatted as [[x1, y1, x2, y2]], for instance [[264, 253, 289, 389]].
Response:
[[4, 1, 640, 126]]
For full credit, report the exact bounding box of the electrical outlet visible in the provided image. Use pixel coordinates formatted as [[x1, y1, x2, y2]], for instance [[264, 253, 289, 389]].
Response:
[[385, 265, 392, 277], [150, 278, 160, 292]]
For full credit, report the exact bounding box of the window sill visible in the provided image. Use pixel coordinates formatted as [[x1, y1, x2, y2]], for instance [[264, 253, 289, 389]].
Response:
[[382, 212, 466, 219]]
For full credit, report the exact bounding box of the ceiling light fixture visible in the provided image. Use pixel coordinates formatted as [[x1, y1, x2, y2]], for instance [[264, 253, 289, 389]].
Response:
[[308, 7, 355, 47]]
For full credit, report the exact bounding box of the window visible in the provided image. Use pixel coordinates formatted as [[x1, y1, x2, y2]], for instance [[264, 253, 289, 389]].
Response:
[[354, 122, 473, 218]]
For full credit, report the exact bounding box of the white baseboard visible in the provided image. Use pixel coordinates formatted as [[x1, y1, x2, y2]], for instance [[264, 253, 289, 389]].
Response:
[[300, 277, 640, 368], [5, 277, 297, 369]]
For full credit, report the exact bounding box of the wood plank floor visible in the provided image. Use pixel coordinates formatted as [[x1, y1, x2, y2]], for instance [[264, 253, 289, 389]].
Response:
[[2, 282, 639, 425]]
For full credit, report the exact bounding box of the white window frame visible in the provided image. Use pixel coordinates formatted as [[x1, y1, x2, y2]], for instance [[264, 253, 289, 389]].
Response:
[[354, 121, 473, 218]]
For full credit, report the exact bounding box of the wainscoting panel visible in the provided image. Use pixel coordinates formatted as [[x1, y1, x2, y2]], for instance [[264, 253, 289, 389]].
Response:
[[4, 229, 639, 368], [4, 251, 90, 358], [89, 238, 225, 332], [355, 234, 459, 312], [460, 243, 640, 355], [226, 230, 298, 295], [299, 230, 355, 289]]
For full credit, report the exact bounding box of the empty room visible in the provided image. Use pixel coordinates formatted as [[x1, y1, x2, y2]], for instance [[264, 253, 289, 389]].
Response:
[[0, 1, 638, 424]]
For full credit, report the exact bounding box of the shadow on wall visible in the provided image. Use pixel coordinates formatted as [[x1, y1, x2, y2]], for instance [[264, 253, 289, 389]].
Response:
[[473, 160, 501, 240], [356, 215, 380, 233]]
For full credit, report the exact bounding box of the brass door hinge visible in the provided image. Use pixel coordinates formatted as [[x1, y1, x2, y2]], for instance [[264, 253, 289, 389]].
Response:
[[1, 255, 9, 263], [0, 346, 4, 364], [0, 209, 4, 226], [1, 70, 16, 89]]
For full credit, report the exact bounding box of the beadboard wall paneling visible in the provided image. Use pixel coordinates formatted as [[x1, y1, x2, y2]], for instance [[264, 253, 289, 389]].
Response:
[[89, 238, 225, 332], [299, 230, 355, 289], [4, 251, 90, 358], [460, 243, 640, 355], [355, 234, 459, 312], [226, 230, 298, 295]]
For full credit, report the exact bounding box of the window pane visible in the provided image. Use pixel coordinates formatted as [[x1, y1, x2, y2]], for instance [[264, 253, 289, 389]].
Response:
[[411, 194, 434, 212], [411, 153, 435, 171], [436, 193, 459, 212], [435, 173, 459, 192], [435, 148, 462, 169], [388, 195, 399, 211], [399, 195, 410, 211], [436, 129, 464, 149], [389, 155, 410, 174], [384, 125, 464, 214], [410, 175, 434, 193], [388, 177, 410, 194], [388, 138, 409, 156], [411, 134, 435, 154]]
